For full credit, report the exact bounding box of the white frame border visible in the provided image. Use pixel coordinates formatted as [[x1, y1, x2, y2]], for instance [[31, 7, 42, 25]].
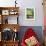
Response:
[[25, 7, 35, 20]]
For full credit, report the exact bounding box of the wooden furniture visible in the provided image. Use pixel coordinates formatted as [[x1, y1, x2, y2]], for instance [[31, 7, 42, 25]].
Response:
[[0, 7, 20, 46], [0, 41, 2, 46]]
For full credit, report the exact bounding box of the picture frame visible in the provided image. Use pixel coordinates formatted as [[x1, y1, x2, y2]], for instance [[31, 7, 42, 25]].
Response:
[[2, 10, 9, 15], [25, 7, 35, 20]]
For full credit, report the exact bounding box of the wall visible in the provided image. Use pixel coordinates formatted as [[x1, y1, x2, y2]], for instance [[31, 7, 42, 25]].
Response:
[[0, 0, 44, 26], [18, 0, 44, 26]]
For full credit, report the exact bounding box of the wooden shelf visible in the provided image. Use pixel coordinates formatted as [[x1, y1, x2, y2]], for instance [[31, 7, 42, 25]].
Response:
[[0, 7, 20, 46], [0, 24, 20, 32], [0, 7, 19, 10], [2, 40, 19, 42], [1, 40, 19, 46]]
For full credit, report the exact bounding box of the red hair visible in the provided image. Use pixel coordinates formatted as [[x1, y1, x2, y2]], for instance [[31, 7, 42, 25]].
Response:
[[21, 28, 41, 46]]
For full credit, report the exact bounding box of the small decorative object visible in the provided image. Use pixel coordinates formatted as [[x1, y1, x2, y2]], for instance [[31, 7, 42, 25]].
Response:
[[0, 10, 2, 14], [2, 10, 9, 15], [13, 33, 16, 41], [13, 32, 18, 41], [2, 28, 13, 41], [10, 12, 14, 15], [14, 28, 17, 32], [0, 15, 1, 24], [9, 9, 18, 15], [5, 18, 8, 24], [0, 32, 1, 41], [15, 0, 17, 7], [25, 7, 35, 20], [10, 10, 14, 15]]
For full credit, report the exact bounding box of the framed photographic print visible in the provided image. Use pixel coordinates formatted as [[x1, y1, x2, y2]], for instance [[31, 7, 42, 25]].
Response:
[[2, 10, 9, 15], [25, 7, 35, 20]]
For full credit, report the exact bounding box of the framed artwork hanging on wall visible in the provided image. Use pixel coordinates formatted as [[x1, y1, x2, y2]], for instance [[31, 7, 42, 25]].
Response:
[[25, 7, 35, 20]]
